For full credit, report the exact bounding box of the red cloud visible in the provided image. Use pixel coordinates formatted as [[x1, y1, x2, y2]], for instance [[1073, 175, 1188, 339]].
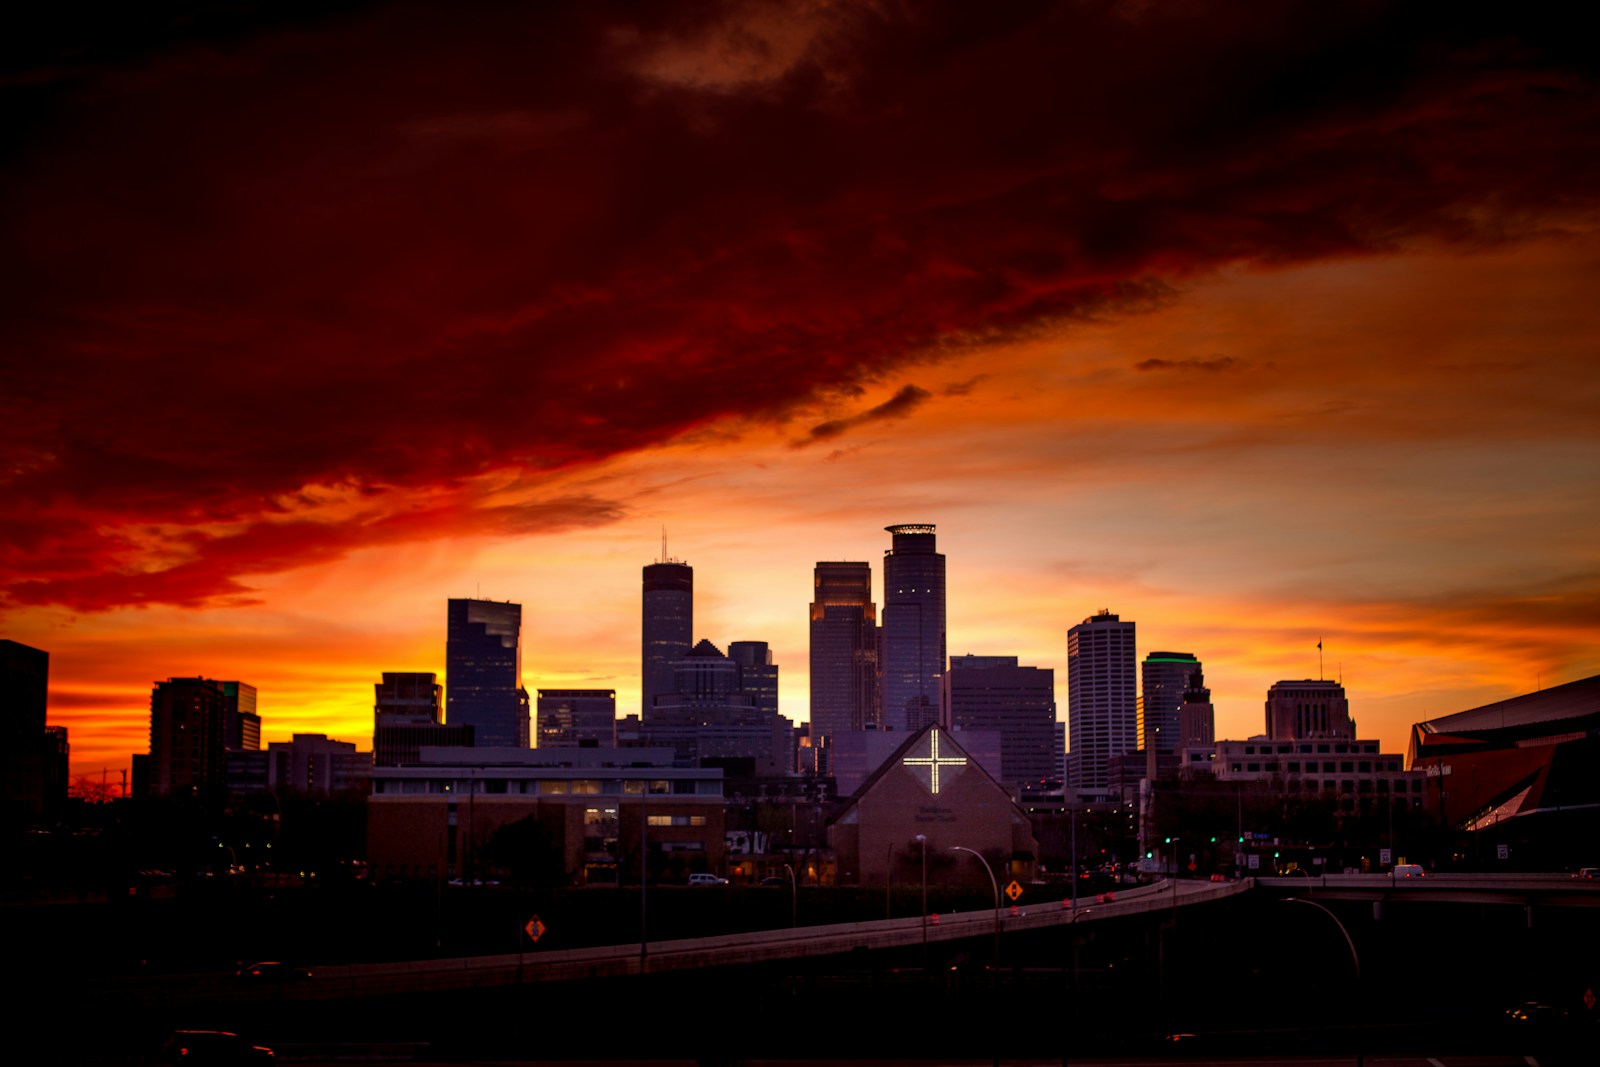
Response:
[[3, 2, 1597, 609]]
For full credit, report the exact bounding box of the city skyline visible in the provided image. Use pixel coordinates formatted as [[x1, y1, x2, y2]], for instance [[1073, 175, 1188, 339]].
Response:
[[2, 4, 1598, 779]]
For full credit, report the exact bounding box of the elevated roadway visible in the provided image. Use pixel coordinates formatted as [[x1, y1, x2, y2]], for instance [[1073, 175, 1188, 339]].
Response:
[[1257, 871, 1600, 908], [104, 876, 1245, 1008]]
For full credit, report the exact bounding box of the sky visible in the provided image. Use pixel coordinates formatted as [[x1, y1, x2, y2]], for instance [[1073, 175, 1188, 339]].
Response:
[[3, 1, 1598, 784]]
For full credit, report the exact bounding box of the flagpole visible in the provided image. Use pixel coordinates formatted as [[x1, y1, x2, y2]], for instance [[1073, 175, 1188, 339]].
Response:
[[1318, 639, 1324, 681]]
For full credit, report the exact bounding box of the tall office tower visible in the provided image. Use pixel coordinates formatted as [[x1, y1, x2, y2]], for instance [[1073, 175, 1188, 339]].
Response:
[[1265, 679, 1353, 740], [1178, 668, 1215, 748], [2, 639, 49, 738], [642, 558, 693, 717], [946, 654, 1058, 788], [728, 641, 779, 716], [1139, 652, 1200, 757], [149, 676, 229, 797], [446, 599, 528, 747], [373, 671, 472, 766], [1, 639, 67, 819], [881, 524, 947, 733], [1065, 611, 1137, 796], [219, 680, 260, 751], [809, 562, 880, 753], [536, 689, 617, 748]]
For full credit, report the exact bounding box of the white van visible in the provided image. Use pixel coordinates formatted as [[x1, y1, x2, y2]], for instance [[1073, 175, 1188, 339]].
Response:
[[1392, 863, 1425, 878]]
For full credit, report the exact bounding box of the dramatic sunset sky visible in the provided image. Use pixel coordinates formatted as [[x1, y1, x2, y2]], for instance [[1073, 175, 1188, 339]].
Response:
[[4, 2, 1598, 783]]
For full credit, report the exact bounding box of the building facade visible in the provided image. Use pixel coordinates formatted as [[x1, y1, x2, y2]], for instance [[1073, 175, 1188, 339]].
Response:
[[1066, 611, 1137, 798], [1139, 652, 1199, 756], [368, 746, 726, 884], [1, 640, 67, 820], [1265, 679, 1353, 740], [644, 640, 792, 775], [536, 689, 617, 748], [809, 561, 879, 757], [828, 725, 1037, 887], [446, 598, 528, 747], [880, 524, 947, 734], [728, 641, 779, 717], [264, 732, 371, 795], [374, 671, 473, 766], [149, 676, 229, 797], [642, 560, 694, 717], [946, 654, 1058, 789]]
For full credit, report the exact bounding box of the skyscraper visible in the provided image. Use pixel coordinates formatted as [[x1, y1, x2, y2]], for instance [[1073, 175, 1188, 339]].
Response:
[[1, 639, 67, 819], [881, 524, 946, 733], [446, 598, 528, 747], [642, 557, 693, 717], [1066, 611, 1136, 797], [946, 654, 1058, 787], [1178, 668, 1215, 749], [1138, 651, 1200, 756], [220, 680, 260, 751], [809, 561, 879, 749]]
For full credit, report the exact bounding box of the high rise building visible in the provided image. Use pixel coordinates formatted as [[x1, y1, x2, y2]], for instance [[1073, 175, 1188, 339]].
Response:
[[1066, 611, 1137, 797], [881, 524, 946, 733], [536, 689, 617, 748], [2, 639, 49, 738], [642, 558, 693, 717], [1, 639, 67, 819], [1178, 668, 1215, 749], [946, 654, 1058, 788], [728, 641, 779, 717], [149, 676, 228, 797], [220, 680, 260, 751], [1139, 652, 1200, 757], [645, 640, 791, 775], [1265, 679, 1353, 740], [373, 671, 472, 766], [446, 599, 528, 747], [809, 562, 879, 750]]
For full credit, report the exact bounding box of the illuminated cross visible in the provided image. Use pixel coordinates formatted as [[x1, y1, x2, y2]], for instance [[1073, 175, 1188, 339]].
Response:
[[902, 727, 967, 794]]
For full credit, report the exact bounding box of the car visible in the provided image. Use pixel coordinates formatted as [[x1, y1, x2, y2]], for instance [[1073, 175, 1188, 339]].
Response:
[[687, 873, 729, 886], [161, 1030, 274, 1064], [236, 961, 313, 982], [760, 875, 789, 886], [1391, 864, 1425, 878], [1572, 867, 1598, 879]]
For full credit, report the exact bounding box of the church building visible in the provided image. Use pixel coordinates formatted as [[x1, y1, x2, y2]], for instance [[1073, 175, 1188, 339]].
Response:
[[828, 724, 1037, 887]]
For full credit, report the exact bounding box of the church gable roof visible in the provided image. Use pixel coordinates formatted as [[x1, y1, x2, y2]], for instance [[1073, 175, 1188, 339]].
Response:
[[828, 723, 1029, 827]]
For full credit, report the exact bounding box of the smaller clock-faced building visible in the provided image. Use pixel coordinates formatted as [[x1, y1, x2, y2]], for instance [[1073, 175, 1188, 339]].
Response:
[[828, 724, 1037, 886]]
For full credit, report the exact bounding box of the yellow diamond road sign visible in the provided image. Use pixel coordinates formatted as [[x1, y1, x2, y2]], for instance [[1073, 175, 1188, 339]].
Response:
[[1006, 880, 1023, 901]]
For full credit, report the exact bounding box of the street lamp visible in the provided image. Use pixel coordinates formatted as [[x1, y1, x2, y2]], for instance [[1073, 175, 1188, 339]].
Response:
[[782, 862, 796, 929], [950, 845, 1000, 972], [1283, 896, 1363, 1067]]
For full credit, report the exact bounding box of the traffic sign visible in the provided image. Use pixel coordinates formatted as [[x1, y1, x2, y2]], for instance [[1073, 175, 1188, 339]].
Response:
[[524, 915, 546, 942], [1005, 880, 1023, 901]]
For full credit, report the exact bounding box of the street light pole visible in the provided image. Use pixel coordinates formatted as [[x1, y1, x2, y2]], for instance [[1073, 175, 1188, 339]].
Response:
[[950, 845, 1000, 972], [1284, 896, 1363, 1067]]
